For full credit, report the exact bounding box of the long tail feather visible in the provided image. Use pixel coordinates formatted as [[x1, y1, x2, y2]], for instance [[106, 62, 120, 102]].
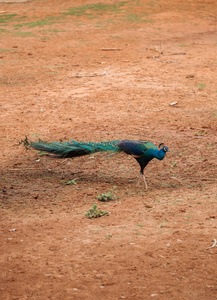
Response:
[[29, 139, 121, 158]]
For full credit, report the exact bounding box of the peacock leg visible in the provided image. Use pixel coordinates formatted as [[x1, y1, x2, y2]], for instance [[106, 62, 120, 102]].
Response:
[[136, 173, 148, 190], [142, 174, 148, 190]]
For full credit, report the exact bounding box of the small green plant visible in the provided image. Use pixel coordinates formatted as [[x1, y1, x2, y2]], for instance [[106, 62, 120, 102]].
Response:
[[194, 131, 205, 136], [106, 234, 112, 239], [36, 150, 47, 156], [97, 186, 117, 202], [137, 223, 144, 228], [0, 48, 12, 52], [124, 13, 152, 23], [61, 179, 77, 185], [85, 204, 109, 219], [97, 191, 116, 202], [197, 83, 206, 89]]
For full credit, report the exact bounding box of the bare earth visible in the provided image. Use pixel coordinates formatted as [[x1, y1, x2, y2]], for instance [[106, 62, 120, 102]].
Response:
[[0, 0, 217, 299]]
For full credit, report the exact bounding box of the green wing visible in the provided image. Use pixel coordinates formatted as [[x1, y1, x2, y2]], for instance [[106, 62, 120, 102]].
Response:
[[117, 140, 157, 156]]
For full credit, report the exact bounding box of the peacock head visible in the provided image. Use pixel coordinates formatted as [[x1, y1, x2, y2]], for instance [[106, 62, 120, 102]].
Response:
[[158, 143, 170, 154], [163, 146, 169, 153]]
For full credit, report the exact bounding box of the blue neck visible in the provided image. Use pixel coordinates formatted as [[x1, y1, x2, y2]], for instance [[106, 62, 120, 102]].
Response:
[[156, 148, 166, 160]]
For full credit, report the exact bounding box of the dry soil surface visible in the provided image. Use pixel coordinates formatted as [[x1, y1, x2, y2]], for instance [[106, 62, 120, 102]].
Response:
[[0, 0, 217, 299]]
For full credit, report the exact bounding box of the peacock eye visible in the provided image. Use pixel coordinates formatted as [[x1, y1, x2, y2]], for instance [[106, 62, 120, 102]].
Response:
[[163, 147, 167, 152]]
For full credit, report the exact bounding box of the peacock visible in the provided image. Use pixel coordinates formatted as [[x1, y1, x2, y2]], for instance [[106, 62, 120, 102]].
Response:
[[21, 137, 169, 189]]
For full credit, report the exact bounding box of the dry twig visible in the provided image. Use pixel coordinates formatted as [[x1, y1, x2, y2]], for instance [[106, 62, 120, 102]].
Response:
[[100, 48, 122, 51], [152, 55, 180, 64], [69, 67, 111, 78], [206, 239, 217, 249]]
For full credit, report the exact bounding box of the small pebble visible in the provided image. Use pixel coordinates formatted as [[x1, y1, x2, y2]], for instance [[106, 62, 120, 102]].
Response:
[[170, 101, 178, 106]]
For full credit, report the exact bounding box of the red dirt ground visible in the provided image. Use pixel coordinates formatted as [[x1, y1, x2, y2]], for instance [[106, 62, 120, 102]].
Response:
[[0, 0, 217, 299]]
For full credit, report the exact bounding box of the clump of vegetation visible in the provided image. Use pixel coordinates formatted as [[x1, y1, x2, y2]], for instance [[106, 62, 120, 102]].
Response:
[[0, 14, 18, 24], [97, 191, 116, 202], [194, 131, 205, 136], [85, 204, 109, 219], [61, 179, 77, 185], [97, 186, 117, 202], [63, 2, 127, 17]]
